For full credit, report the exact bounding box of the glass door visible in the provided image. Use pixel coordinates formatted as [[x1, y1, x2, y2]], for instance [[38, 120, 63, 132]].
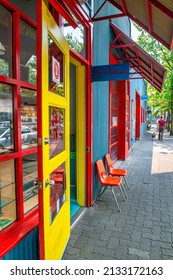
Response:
[[39, 1, 70, 260]]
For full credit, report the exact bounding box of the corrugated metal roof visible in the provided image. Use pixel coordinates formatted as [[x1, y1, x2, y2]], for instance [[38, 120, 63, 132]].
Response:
[[110, 22, 167, 92], [93, 0, 173, 50]]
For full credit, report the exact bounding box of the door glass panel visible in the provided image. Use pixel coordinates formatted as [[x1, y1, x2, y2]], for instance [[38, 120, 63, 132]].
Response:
[[21, 88, 37, 150], [0, 5, 13, 78], [48, 36, 65, 96], [0, 83, 13, 155], [49, 106, 64, 159], [20, 20, 36, 84], [50, 163, 66, 224], [22, 153, 38, 214]]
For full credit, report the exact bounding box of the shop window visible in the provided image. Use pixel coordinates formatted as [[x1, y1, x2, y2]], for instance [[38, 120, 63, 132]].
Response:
[[20, 20, 36, 84], [109, 83, 118, 162], [62, 18, 86, 58], [48, 36, 65, 97], [81, 0, 93, 18], [110, 144, 118, 161], [49, 106, 65, 159], [50, 163, 66, 224], [0, 159, 16, 231], [22, 153, 38, 214], [8, 0, 36, 21], [0, 83, 14, 155], [20, 88, 37, 150], [0, 5, 13, 77]]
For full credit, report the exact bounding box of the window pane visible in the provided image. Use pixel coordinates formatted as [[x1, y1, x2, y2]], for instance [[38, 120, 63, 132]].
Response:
[[0, 159, 16, 231], [20, 20, 36, 84], [21, 88, 37, 150], [110, 144, 118, 161], [23, 153, 38, 214], [50, 163, 66, 224], [48, 36, 65, 96], [112, 110, 118, 126], [0, 83, 14, 155], [62, 18, 86, 58], [49, 106, 64, 159], [0, 4, 13, 77]]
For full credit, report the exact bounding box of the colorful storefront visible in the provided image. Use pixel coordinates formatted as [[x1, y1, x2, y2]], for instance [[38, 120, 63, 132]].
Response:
[[0, 0, 93, 260], [0, 0, 171, 260]]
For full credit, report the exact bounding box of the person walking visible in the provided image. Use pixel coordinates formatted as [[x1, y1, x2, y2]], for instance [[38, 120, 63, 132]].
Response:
[[158, 116, 166, 141]]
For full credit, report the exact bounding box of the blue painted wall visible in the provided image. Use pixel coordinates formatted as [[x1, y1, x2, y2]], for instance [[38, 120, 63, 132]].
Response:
[[1, 227, 39, 260], [92, 1, 131, 200]]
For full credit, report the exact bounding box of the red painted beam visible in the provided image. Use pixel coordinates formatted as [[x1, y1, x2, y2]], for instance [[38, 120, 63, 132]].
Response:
[[120, 0, 128, 14], [92, 0, 108, 20], [92, 12, 124, 22], [146, 0, 153, 33], [49, 0, 78, 29], [148, 0, 173, 19]]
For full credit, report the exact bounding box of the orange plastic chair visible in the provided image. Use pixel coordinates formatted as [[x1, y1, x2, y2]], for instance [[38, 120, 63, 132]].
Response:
[[105, 154, 129, 192], [96, 159, 125, 212]]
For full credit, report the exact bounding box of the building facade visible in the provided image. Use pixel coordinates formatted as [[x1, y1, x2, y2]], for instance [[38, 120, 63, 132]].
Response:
[[0, 0, 168, 260]]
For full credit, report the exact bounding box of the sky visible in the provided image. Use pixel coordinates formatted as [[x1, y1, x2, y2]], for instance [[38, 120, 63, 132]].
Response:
[[131, 21, 141, 42]]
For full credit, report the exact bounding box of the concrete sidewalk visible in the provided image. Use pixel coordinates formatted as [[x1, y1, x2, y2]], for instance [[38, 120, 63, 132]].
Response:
[[63, 128, 173, 260]]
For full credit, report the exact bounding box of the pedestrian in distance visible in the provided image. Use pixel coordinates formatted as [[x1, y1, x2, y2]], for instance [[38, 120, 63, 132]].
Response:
[[158, 116, 166, 141]]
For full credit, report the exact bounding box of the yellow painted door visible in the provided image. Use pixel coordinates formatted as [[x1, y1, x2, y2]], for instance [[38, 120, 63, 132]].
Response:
[[40, 1, 70, 259]]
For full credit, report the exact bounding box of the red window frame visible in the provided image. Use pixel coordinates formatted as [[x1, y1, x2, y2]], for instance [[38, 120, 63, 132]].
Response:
[[0, 1, 38, 258]]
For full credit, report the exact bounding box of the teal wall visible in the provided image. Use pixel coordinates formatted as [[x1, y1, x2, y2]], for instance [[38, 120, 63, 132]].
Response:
[[92, 1, 131, 201], [1, 227, 39, 260]]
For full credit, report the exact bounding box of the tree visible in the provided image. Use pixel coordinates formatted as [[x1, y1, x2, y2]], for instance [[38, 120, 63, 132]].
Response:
[[134, 24, 173, 134]]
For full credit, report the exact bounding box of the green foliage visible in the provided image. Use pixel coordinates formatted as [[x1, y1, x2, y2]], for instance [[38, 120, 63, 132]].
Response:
[[133, 23, 173, 120], [65, 32, 84, 53], [0, 58, 9, 76]]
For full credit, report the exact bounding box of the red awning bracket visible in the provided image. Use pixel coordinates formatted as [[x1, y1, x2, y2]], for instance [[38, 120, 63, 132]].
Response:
[[92, 0, 173, 50], [110, 22, 167, 92]]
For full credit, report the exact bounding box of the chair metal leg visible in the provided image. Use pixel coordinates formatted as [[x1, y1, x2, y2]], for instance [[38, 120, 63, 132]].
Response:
[[98, 186, 107, 197], [119, 185, 126, 201], [124, 177, 129, 189], [121, 183, 128, 198], [111, 187, 121, 212]]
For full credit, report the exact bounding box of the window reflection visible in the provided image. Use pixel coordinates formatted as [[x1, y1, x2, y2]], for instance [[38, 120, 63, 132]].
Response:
[[49, 106, 64, 159], [20, 20, 36, 84], [0, 159, 16, 231], [0, 83, 13, 155], [62, 18, 86, 58], [22, 153, 38, 214], [48, 36, 64, 96], [50, 163, 66, 224], [21, 88, 37, 150], [0, 5, 13, 77]]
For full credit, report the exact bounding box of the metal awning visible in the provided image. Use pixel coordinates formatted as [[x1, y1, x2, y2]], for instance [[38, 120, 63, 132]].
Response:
[[110, 22, 167, 92], [92, 0, 173, 50]]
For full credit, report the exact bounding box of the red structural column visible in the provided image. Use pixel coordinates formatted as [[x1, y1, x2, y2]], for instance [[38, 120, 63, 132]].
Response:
[[136, 91, 141, 139], [118, 80, 126, 160]]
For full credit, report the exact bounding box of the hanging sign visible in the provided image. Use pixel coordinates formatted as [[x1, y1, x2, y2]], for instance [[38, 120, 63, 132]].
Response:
[[52, 56, 60, 84], [141, 95, 148, 100], [92, 64, 129, 82]]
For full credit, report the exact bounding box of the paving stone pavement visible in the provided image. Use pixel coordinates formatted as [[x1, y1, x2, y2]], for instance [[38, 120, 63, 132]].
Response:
[[63, 127, 173, 260]]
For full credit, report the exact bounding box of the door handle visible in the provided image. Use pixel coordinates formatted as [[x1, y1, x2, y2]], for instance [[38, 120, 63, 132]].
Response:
[[45, 179, 55, 187], [44, 137, 50, 144], [33, 179, 38, 186]]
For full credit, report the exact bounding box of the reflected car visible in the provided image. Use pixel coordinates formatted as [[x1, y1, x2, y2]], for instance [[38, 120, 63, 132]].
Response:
[[0, 125, 37, 151], [0, 121, 10, 127]]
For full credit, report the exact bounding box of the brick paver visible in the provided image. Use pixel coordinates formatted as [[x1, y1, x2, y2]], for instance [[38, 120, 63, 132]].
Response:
[[63, 127, 173, 260]]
